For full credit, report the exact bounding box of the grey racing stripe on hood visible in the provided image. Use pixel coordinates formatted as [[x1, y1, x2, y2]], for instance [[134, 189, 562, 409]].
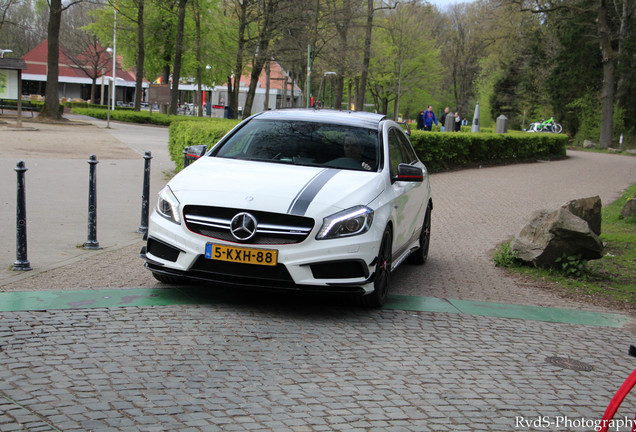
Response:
[[287, 169, 339, 216]]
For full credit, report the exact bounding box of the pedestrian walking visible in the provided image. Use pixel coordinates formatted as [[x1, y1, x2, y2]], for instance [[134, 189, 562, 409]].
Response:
[[416, 110, 425, 130], [422, 105, 438, 131], [440, 107, 450, 132]]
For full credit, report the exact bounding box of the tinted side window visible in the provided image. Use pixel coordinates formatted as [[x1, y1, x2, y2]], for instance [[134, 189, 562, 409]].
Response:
[[388, 129, 406, 176], [395, 129, 418, 164]]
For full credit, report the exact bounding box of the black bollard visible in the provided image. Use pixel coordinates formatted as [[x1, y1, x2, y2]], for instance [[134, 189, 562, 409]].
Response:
[[13, 161, 32, 271], [83, 154, 101, 250], [138, 150, 152, 234]]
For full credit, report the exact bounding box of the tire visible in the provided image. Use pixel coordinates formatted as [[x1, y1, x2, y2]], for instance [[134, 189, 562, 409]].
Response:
[[554, 123, 562, 134], [407, 204, 432, 265], [361, 227, 393, 308], [152, 272, 187, 285]]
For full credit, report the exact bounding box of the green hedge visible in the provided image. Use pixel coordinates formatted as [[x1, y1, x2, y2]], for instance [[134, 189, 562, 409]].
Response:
[[169, 120, 241, 171], [64, 101, 135, 111], [71, 107, 188, 126], [166, 121, 567, 173], [0, 99, 65, 115], [409, 131, 567, 172]]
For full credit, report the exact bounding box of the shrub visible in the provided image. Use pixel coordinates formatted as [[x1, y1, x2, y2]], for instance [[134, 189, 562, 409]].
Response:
[[168, 120, 240, 171], [409, 131, 567, 172]]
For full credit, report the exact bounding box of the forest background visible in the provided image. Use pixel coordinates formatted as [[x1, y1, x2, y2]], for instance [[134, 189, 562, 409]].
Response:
[[0, 0, 634, 148]]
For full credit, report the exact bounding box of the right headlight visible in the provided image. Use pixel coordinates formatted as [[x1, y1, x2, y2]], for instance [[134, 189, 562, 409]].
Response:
[[316, 206, 374, 240], [156, 186, 181, 224]]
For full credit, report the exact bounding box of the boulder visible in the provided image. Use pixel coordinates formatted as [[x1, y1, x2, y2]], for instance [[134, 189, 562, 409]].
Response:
[[561, 196, 602, 235], [583, 140, 596, 148], [510, 207, 603, 268], [621, 196, 636, 219]]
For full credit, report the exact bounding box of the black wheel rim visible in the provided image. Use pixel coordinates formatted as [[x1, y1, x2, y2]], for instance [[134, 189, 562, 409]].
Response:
[[421, 209, 431, 256], [375, 230, 392, 300]]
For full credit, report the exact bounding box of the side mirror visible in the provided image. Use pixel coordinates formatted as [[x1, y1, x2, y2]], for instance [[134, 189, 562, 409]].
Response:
[[183, 144, 208, 168], [398, 122, 411, 136], [395, 163, 423, 182]]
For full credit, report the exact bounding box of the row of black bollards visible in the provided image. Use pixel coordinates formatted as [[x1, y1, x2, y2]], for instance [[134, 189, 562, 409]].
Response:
[[12, 151, 153, 271]]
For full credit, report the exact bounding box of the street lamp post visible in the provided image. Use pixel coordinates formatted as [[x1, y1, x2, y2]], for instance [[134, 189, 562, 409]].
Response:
[[111, 6, 117, 110]]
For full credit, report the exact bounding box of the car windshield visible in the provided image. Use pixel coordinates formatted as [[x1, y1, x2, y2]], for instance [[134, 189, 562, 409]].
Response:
[[214, 119, 380, 172]]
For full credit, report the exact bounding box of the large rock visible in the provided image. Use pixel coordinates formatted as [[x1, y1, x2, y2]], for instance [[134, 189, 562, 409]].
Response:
[[561, 196, 602, 235], [510, 207, 603, 268], [621, 195, 636, 219]]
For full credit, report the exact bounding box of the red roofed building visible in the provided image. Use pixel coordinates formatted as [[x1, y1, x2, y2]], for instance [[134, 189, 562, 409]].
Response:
[[20, 40, 303, 114], [21, 39, 142, 105]]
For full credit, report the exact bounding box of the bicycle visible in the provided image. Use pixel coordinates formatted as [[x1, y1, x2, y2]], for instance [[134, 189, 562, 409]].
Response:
[[598, 345, 636, 432], [526, 117, 562, 133]]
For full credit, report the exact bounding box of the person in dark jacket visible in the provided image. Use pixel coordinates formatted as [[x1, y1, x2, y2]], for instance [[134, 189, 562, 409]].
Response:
[[416, 110, 425, 130], [422, 105, 438, 131]]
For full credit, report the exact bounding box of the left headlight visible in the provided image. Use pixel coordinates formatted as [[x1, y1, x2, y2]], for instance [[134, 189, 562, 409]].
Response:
[[156, 186, 181, 224], [316, 205, 374, 240]]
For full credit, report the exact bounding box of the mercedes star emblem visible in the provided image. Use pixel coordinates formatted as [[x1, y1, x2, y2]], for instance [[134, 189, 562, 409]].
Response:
[[230, 212, 258, 241]]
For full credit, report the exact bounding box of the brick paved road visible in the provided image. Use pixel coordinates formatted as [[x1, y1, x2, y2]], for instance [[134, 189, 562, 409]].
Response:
[[1, 298, 634, 432], [2, 120, 636, 431]]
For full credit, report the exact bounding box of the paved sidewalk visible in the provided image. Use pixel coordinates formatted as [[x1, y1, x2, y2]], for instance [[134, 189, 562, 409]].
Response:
[[0, 117, 172, 281]]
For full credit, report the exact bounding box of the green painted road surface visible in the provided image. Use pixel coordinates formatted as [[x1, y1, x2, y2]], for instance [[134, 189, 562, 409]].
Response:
[[0, 288, 631, 328]]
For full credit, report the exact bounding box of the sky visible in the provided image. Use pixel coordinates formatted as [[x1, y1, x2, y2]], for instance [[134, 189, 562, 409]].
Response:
[[427, 0, 478, 10]]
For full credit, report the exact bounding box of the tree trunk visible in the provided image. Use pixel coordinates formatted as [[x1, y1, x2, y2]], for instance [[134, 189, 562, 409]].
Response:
[[194, 0, 203, 117], [598, 0, 615, 148], [356, 0, 373, 112], [169, 0, 188, 115], [40, 0, 64, 120], [229, 0, 248, 118], [243, 52, 267, 118], [134, 0, 145, 111]]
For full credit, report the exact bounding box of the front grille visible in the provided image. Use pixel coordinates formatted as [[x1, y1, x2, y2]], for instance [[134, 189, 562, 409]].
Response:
[[184, 205, 314, 245]]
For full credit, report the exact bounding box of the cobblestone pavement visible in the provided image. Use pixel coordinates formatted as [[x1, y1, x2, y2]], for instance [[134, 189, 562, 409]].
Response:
[[1, 298, 635, 432], [2, 119, 636, 431]]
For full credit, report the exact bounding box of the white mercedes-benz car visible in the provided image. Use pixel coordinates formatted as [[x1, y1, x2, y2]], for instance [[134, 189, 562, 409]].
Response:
[[142, 109, 432, 307]]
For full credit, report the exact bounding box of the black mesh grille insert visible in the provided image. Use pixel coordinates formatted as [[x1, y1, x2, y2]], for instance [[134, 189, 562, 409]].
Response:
[[190, 256, 296, 287], [310, 260, 368, 279], [147, 238, 181, 262]]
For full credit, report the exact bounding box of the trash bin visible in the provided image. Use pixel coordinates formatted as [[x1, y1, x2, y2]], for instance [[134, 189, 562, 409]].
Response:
[[224, 106, 235, 119]]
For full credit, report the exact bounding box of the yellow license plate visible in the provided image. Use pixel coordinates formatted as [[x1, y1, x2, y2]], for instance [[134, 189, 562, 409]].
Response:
[[205, 243, 278, 266]]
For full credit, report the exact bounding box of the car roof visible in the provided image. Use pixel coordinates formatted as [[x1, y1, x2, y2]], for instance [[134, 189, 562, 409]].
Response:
[[251, 109, 387, 129]]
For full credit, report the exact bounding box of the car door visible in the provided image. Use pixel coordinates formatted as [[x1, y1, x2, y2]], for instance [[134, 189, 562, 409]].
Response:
[[387, 127, 427, 253]]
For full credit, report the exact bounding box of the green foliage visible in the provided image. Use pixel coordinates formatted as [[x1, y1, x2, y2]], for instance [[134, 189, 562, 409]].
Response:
[[168, 119, 240, 171], [71, 107, 176, 125], [409, 130, 567, 172], [493, 242, 520, 268], [554, 253, 588, 278], [566, 93, 600, 146]]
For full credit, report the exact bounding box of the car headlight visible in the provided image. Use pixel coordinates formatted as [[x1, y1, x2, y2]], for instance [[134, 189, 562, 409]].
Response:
[[316, 206, 374, 240], [156, 186, 181, 224]]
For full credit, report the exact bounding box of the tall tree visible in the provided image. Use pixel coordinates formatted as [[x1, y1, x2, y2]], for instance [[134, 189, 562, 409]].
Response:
[[507, 0, 635, 147], [39, 0, 83, 121]]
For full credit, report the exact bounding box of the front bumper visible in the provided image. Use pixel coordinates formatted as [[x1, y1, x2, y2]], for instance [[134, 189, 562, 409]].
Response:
[[143, 212, 383, 294]]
